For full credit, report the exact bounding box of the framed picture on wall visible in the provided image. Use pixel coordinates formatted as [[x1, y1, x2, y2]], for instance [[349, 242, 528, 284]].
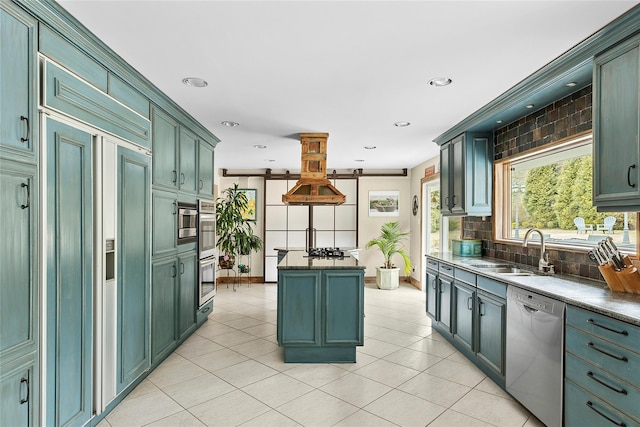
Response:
[[368, 190, 399, 217], [239, 188, 257, 221]]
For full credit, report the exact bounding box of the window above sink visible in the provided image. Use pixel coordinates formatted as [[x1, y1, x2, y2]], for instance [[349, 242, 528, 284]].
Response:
[[494, 133, 638, 257]]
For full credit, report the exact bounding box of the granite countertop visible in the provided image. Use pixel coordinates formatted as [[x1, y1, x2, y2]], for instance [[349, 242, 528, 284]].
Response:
[[278, 250, 365, 270], [428, 252, 640, 326]]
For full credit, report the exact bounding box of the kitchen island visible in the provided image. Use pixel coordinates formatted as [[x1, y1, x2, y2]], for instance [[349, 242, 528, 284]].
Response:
[[277, 251, 365, 363]]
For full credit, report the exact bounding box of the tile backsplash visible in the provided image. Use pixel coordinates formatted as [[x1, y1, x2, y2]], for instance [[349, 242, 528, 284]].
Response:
[[463, 85, 603, 281]]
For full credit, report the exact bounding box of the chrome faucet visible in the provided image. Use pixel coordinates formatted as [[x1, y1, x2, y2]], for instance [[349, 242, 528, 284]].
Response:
[[522, 228, 555, 273]]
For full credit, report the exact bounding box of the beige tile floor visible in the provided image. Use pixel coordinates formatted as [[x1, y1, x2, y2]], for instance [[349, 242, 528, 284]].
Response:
[[98, 282, 545, 427]]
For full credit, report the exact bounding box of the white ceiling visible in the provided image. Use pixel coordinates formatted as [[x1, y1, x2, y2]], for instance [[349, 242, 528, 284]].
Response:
[[57, 0, 638, 172]]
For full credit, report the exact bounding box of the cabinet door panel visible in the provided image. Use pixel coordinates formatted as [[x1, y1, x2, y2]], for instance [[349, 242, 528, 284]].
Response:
[[151, 108, 178, 189], [46, 119, 92, 427], [324, 271, 363, 345], [177, 253, 197, 340], [277, 271, 320, 345], [450, 136, 465, 215], [152, 191, 177, 257], [198, 141, 214, 197], [117, 147, 151, 391], [151, 259, 177, 364], [0, 6, 37, 159], [0, 163, 36, 358], [179, 129, 198, 194], [438, 276, 452, 331], [425, 271, 437, 320], [440, 144, 450, 213], [452, 282, 474, 352], [477, 293, 505, 376]]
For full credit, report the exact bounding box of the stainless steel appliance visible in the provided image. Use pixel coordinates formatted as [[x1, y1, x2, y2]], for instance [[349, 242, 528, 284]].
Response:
[[177, 202, 197, 244], [198, 256, 216, 306], [307, 247, 345, 258], [198, 199, 216, 259], [506, 286, 565, 427], [197, 199, 216, 306]]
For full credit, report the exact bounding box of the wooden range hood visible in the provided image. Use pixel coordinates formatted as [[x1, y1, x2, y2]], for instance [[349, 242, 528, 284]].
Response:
[[282, 133, 346, 206]]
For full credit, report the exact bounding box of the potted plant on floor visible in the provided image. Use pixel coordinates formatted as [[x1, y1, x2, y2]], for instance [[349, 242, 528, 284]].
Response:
[[365, 221, 412, 289], [216, 184, 263, 269]]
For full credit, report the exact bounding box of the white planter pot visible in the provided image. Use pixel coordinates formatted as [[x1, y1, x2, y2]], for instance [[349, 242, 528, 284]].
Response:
[[376, 267, 400, 290]]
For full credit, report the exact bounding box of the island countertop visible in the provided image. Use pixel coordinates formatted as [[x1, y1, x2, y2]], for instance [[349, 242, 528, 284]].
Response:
[[278, 250, 365, 270]]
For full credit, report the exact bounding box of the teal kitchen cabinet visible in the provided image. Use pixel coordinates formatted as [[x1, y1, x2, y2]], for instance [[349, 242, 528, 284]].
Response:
[[437, 263, 453, 333], [198, 139, 215, 197], [593, 33, 640, 211], [152, 189, 178, 257], [425, 257, 438, 320], [0, 4, 38, 161], [0, 354, 37, 427], [452, 278, 475, 353], [152, 106, 179, 190], [564, 305, 640, 426], [446, 272, 506, 386], [440, 132, 492, 216], [179, 128, 198, 195], [277, 268, 364, 363], [117, 147, 151, 391], [151, 258, 177, 364], [0, 160, 38, 427], [45, 119, 93, 427], [177, 252, 197, 341], [151, 251, 198, 365]]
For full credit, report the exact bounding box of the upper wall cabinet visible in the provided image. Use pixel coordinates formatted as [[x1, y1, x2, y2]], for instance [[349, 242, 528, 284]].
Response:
[[593, 33, 640, 211], [0, 4, 38, 161], [440, 132, 493, 216]]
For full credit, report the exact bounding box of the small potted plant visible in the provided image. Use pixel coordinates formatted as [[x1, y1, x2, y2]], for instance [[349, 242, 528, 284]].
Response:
[[365, 221, 412, 289], [216, 184, 263, 269]]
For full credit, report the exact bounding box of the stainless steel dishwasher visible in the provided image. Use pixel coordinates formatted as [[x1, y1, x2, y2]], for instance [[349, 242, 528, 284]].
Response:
[[506, 286, 565, 427]]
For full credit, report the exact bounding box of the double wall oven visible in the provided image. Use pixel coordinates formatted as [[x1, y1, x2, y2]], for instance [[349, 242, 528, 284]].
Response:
[[197, 199, 216, 306]]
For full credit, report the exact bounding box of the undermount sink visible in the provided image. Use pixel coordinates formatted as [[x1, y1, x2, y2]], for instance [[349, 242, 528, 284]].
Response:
[[470, 265, 534, 276]]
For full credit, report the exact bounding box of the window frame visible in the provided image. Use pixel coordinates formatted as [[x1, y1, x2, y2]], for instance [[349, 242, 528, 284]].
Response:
[[493, 132, 639, 257]]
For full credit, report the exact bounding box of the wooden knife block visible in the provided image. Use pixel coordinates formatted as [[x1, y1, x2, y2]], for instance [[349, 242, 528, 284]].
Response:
[[599, 261, 640, 294]]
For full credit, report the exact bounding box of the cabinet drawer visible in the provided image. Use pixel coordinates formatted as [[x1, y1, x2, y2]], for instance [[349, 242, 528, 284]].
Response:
[[476, 276, 507, 298], [426, 258, 439, 272], [566, 325, 640, 385], [565, 379, 638, 427], [566, 352, 640, 420], [438, 262, 454, 277], [197, 299, 213, 325], [566, 305, 640, 354], [454, 268, 476, 286]]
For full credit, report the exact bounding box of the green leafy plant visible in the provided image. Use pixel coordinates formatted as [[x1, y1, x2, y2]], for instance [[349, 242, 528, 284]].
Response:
[[216, 184, 263, 262], [365, 221, 412, 274]]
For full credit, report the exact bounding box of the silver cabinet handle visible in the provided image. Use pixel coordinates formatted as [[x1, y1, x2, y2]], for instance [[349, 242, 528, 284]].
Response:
[[20, 376, 29, 404], [180, 173, 185, 185], [199, 179, 204, 190]]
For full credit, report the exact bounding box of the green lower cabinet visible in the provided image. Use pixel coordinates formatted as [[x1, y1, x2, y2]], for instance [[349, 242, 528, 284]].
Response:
[[117, 146, 151, 391], [425, 269, 438, 320], [277, 269, 364, 363], [564, 379, 638, 427], [152, 251, 198, 365], [151, 258, 177, 364], [177, 252, 197, 340], [45, 118, 93, 427], [0, 354, 38, 427], [476, 291, 505, 377], [437, 273, 453, 333], [452, 281, 474, 353]]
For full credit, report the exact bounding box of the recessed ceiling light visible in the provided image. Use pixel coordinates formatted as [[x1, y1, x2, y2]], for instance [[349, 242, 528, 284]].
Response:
[[266, 159, 275, 162], [428, 77, 452, 87], [525, 104, 535, 109], [496, 120, 503, 124], [364, 146, 376, 150], [221, 121, 239, 127], [394, 121, 411, 127], [566, 81, 577, 87], [253, 145, 267, 149], [355, 159, 365, 162], [182, 77, 208, 87]]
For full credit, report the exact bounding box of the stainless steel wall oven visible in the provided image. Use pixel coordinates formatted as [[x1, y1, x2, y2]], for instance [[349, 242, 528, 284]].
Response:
[[198, 199, 216, 306]]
